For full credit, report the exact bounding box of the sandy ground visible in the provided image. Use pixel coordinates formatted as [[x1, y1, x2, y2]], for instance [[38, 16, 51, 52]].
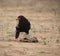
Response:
[[0, 40, 60, 56], [0, 0, 60, 56]]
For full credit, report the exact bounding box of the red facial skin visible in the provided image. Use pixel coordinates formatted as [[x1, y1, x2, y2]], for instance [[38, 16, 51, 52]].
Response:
[[16, 18, 21, 20]]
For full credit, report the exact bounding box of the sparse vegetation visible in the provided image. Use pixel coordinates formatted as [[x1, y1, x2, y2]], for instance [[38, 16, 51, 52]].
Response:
[[0, 0, 60, 56], [39, 51, 46, 53]]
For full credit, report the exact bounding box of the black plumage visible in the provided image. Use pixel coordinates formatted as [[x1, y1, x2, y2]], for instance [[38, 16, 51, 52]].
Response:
[[15, 15, 31, 39]]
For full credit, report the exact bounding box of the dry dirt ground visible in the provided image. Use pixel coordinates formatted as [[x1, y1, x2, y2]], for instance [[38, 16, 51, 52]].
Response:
[[0, 40, 60, 56], [0, 0, 60, 56]]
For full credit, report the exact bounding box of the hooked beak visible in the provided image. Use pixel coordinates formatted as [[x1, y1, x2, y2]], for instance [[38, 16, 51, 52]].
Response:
[[16, 18, 21, 20], [16, 18, 19, 20]]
